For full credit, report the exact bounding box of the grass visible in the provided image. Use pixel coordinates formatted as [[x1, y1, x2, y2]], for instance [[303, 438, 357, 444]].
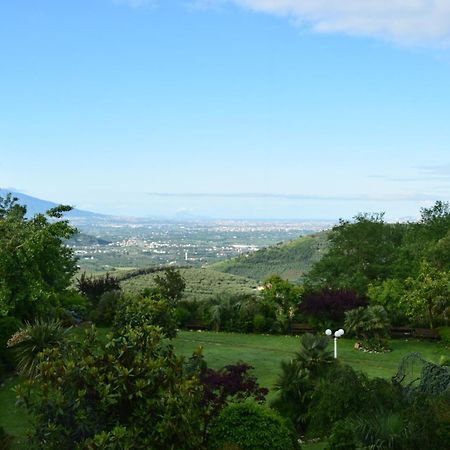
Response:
[[174, 331, 450, 394], [2, 331, 449, 448]]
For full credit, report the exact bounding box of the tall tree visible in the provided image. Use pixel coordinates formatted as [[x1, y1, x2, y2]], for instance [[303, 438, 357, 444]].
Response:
[[0, 194, 78, 319]]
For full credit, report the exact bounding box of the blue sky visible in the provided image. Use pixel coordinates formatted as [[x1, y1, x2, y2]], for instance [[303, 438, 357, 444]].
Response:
[[1, 0, 449, 220]]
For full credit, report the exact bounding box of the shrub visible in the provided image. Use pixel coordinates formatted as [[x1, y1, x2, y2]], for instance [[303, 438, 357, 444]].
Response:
[[91, 290, 122, 325], [114, 293, 177, 338], [438, 326, 450, 345], [208, 401, 299, 450], [0, 316, 22, 374], [252, 313, 266, 332], [326, 420, 357, 450], [199, 362, 268, 438], [16, 324, 203, 449], [76, 272, 120, 306], [8, 318, 68, 378], [344, 305, 390, 340]]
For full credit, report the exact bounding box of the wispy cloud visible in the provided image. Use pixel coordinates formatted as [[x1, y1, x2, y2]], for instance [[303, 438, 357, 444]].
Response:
[[147, 192, 437, 202], [198, 1, 450, 46]]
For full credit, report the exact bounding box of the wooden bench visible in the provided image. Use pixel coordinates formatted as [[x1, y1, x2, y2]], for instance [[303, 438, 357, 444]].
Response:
[[290, 323, 316, 335], [185, 320, 208, 331], [390, 326, 414, 338], [413, 328, 440, 340]]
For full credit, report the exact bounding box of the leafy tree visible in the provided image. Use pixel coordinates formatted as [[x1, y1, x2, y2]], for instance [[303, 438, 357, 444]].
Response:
[[305, 213, 404, 295], [16, 324, 203, 449], [0, 194, 77, 319], [153, 267, 186, 304], [401, 262, 450, 329]]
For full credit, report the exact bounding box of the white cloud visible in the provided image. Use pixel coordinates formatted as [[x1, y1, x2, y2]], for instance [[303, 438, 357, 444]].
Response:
[[211, 0, 450, 46]]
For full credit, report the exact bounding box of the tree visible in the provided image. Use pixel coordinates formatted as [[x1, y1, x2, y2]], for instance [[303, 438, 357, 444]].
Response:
[[0, 194, 78, 320], [153, 267, 186, 304], [401, 262, 450, 329], [305, 213, 405, 295]]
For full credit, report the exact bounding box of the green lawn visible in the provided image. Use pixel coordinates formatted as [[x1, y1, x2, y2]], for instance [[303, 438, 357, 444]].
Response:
[[174, 331, 450, 392], [2, 331, 449, 448]]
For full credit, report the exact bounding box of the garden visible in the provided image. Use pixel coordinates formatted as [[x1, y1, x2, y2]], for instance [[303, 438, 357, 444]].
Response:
[[1, 195, 450, 449]]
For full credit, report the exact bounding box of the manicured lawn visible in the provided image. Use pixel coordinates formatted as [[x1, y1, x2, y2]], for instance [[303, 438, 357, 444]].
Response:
[[1, 330, 449, 448], [174, 331, 450, 392]]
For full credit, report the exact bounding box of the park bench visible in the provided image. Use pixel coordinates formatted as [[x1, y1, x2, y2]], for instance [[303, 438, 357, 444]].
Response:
[[413, 328, 440, 340], [185, 320, 209, 331], [290, 323, 316, 335], [390, 326, 414, 338]]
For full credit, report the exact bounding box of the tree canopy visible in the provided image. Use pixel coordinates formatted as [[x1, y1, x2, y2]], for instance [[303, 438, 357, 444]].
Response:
[[0, 193, 78, 319]]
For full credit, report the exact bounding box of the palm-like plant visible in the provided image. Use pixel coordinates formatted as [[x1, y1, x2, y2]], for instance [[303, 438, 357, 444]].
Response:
[[9, 318, 68, 378], [344, 305, 390, 340], [295, 333, 334, 375]]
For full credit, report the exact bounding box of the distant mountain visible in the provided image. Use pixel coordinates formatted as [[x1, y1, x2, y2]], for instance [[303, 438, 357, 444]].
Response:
[[0, 188, 105, 220], [210, 232, 329, 283]]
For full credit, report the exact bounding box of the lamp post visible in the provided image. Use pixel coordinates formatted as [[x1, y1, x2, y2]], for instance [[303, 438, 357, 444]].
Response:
[[325, 328, 344, 359]]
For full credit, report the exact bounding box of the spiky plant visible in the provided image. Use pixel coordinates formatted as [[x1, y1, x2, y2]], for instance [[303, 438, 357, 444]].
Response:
[[9, 318, 68, 378]]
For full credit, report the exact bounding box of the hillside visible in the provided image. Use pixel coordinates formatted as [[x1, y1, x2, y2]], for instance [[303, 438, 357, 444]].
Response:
[[120, 267, 258, 301], [210, 232, 329, 283]]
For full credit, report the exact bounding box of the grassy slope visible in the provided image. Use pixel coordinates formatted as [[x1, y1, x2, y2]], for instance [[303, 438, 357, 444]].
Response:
[[210, 232, 328, 283], [120, 267, 258, 301]]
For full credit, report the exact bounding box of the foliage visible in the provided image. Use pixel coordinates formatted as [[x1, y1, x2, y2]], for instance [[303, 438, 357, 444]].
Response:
[[90, 290, 122, 325], [326, 420, 357, 450], [199, 361, 268, 437], [121, 267, 257, 303], [208, 401, 299, 450], [400, 261, 450, 329], [8, 318, 68, 379], [16, 324, 203, 450], [438, 326, 450, 345], [212, 233, 328, 283], [0, 194, 78, 320], [0, 426, 13, 450], [76, 272, 121, 306], [300, 289, 367, 323], [344, 305, 390, 340], [114, 293, 178, 338], [272, 333, 334, 430], [0, 316, 22, 375], [153, 267, 186, 304]]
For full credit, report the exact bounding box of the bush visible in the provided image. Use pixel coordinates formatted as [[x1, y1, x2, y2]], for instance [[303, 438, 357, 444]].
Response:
[[208, 401, 299, 450], [8, 318, 68, 378], [252, 314, 266, 332], [326, 420, 357, 450], [0, 316, 22, 375], [17, 324, 203, 449], [438, 326, 450, 345], [91, 290, 122, 325], [114, 293, 177, 338], [76, 272, 120, 306], [344, 305, 390, 340]]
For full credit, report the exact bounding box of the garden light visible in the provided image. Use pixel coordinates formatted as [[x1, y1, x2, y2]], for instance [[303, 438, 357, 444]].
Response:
[[325, 328, 345, 359]]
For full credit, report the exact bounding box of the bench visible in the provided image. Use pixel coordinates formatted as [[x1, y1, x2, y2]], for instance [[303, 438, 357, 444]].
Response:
[[413, 328, 440, 340], [290, 323, 316, 335], [390, 326, 414, 338], [185, 320, 208, 331]]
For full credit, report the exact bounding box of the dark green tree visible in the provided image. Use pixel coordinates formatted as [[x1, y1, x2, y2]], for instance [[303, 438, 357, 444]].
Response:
[[153, 267, 186, 304], [0, 194, 77, 320]]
